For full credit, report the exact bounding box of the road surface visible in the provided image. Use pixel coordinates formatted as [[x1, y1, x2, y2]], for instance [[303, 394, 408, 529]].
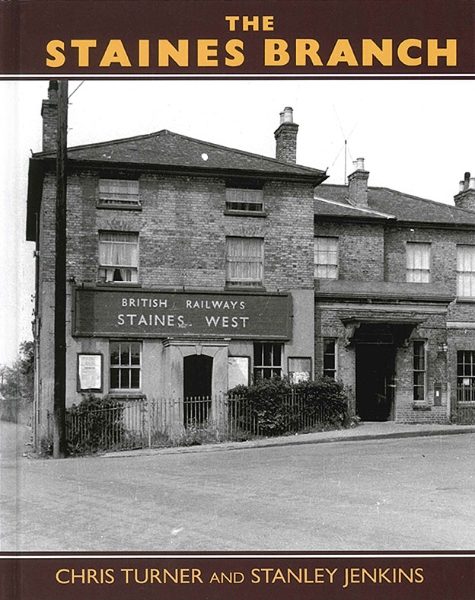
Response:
[[1, 421, 474, 550]]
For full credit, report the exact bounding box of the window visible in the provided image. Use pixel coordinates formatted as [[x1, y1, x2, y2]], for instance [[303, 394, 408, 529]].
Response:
[[225, 188, 264, 212], [314, 237, 338, 279], [226, 237, 263, 287], [457, 351, 475, 403], [323, 339, 337, 379], [98, 179, 140, 206], [457, 245, 475, 297], [253, 342, 282, 380], [98, 231, 138, 283], [413, 341, 426, 402], [406, 242, 431, 283], [110, 341, 141, 390]]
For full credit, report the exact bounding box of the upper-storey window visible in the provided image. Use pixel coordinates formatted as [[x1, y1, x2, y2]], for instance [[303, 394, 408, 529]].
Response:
[[314, 237, 338, 279], [98, 231, 138, 283], [226, 237, 263, 287], [457, 245, 475, 297], [406, 242, 431, 283], [98, 179, 140, 207], [225, 188, 264, 213]]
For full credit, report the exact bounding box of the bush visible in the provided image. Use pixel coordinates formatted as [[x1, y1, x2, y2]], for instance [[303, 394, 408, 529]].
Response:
[[230, 377, 350, 436], [67, 395, 125, 455]]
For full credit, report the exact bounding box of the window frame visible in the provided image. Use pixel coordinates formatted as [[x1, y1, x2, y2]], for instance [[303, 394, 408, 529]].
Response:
[[97, 178, 141, 209], [314, 236, 339, 279], [253, 342, 283, 381], [322, 338, 337, 379], [457, 350, 475, 404], [413, 340, 427, 403], [225, 236, 264, 288], [457, 245, 475, 298], [109, 340, 142, 392], [225, 187, 265, 214], [406, 241, 431, 283], [98, 230, 139, 284]]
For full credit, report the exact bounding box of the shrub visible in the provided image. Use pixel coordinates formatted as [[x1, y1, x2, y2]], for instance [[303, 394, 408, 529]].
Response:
[[230, 377, 350, 435], [67, 394, 125, 455]]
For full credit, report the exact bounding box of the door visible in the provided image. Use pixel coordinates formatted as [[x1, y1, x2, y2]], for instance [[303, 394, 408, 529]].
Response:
[[183, 355, 213, 424], [356, 344, 396, 421]]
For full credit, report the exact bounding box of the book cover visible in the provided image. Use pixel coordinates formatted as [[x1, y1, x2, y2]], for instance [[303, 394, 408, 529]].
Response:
[[0, 1, 474, 599]]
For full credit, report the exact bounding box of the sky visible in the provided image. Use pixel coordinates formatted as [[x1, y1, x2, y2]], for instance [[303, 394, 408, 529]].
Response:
[[1, 78, 474, 365]]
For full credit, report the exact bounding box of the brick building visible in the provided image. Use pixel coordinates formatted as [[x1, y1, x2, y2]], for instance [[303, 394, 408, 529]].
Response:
[[27, 84, 475, 444]]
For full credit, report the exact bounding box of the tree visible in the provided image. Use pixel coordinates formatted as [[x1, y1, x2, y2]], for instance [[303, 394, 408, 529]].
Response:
[[0, 341, 34, 423]]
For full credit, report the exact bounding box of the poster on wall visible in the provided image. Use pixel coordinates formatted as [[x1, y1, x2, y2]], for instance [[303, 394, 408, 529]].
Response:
[[1, 1, 474, 599], [77, 354, 103, 392]]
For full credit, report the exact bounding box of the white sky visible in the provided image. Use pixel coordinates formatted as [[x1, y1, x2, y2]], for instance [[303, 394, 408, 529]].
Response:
[[1, 79, 474, 365]]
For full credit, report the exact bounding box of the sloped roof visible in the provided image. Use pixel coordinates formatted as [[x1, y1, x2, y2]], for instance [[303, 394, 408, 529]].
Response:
[[315, 184, 475, 226], [34, 129, 326, 181]]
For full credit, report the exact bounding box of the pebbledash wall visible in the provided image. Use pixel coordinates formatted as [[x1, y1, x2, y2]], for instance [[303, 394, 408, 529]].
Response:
[[27, 83, 475, 445]]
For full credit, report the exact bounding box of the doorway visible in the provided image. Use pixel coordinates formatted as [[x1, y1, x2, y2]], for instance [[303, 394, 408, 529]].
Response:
[[183, 355, 213, 424], [356, 344, 396, 421]]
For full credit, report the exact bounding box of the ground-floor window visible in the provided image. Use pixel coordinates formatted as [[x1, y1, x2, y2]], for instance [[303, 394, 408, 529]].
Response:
[[110, 341, 142, 390], [413, 341, 426, 402], [457, 350, 475, 402], [323, 338, 337, 379], [253, 342, 282, 380]]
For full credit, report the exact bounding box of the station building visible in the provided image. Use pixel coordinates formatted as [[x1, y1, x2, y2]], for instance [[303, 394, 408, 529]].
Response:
[[27, 83, 475, 443]]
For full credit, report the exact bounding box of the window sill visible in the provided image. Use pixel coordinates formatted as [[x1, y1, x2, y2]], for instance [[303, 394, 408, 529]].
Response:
[[457, 401, 475, 406], [109, 392, 144, 398], [456, 297, 475, 303], [96, 282, 142, 288], [223, 210, 267, 218], [97, 203, 142, 211], [225, 284, 266, 292], [412, 403, 431, 411]]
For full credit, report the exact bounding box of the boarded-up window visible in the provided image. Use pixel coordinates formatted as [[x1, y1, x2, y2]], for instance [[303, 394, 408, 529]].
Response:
[[98, 179, 140, 206], [314, 237, 338, 279], [406, 242, 431, 283], [457, 245, 475, 297], [98, 231, 138, 283], [226, 237, 263, 287]]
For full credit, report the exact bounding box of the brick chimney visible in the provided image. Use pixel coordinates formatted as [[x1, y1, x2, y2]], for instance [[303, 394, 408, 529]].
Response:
[[454, 171, 475, 211], [41, 80, 58, 152], [348, 157, 369, 207], [274, 107, 298, 163]]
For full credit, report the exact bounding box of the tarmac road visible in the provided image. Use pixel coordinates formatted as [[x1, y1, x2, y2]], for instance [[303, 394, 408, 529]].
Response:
[[1, 421, 474, 551]]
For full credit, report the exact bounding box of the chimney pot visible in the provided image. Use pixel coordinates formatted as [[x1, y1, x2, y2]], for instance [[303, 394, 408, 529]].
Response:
[[274, 107, 299, 163], [348, 157, 369, 207], [41, 80, 59, 153], [454, 171, 475, 211]]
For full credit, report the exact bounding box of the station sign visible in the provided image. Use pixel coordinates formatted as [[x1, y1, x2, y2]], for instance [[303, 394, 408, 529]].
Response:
[[74, 287, 292, 340]]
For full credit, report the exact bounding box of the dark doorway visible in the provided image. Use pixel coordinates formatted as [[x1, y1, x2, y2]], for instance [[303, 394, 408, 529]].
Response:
[[356, 344, 396, 421], [183, 355, 213, 424]]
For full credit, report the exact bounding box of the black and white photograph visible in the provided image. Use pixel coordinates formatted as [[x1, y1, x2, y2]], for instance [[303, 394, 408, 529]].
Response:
[[1, 77, 474, 553]]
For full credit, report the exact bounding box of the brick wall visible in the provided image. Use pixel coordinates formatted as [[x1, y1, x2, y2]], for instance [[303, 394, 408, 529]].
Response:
[[315, 220, 385, 281]]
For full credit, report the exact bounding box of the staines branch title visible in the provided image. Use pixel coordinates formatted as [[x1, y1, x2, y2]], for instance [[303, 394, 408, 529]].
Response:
[[45, 14, 457, 69]]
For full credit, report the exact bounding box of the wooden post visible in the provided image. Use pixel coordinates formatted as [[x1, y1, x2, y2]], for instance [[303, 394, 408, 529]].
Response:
[[53, 79, 68, 458]]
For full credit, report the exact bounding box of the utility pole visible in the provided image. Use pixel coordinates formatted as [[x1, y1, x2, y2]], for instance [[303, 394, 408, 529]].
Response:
[[53, 79, 68, 458]]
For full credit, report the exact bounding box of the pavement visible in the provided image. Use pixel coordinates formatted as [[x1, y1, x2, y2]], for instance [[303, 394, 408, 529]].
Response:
[[101, 420, 475, 459]]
